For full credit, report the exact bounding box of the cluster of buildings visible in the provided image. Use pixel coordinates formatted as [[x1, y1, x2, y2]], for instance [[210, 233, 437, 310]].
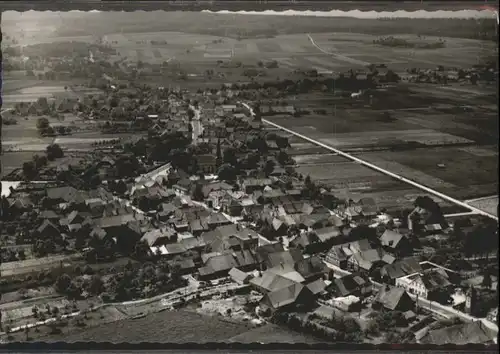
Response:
[[1, 66, 498, 345]]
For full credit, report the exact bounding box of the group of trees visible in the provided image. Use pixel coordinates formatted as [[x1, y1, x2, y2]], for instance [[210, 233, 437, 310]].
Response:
[[373, 36, 445, 49], [22, 144, 64, 180]]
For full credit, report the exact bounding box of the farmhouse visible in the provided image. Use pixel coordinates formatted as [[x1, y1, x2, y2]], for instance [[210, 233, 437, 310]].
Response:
[[395, 268, 453, 300], [325, 239, 372, 269], [373, 286, 414, 312], [260, 283, 316, 312], [379, 229, 413, 257], [327, 273, 372, 298], [378, 257, 423, 285]]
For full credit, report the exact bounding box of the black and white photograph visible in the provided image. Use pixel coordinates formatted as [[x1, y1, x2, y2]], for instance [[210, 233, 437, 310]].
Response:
[[0, 2, 498, 346]]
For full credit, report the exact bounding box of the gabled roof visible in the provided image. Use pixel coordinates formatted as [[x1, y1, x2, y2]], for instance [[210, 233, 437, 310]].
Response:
[[46, 186, 79, 201], [326, 239, 372, 263], [37, 219, 59, 234], [264, 283, 311, 309], [420, 268, 452, 291], [328, 273, 370, 297], [380, 230, 405, 248], [380, 257, 422, 280], [295, 256, 328, 279], [141, 228, 176, 247], [350, 248, 393, 271], [39, 210, 60, 219], [9, 196, 34, 209], [164, 243, 187, 255], [199, 253, 239, 276], [97, 214, 137, 229], [267, 249, 304, 268], [250, 271, 299, 293], [306, 278, 327, 295], [374, 286, 413, 311], [315, 226, 341, 242], [229, 267, 252, 284], [90, 227, 107, 240], [255, 243, 285, 263]]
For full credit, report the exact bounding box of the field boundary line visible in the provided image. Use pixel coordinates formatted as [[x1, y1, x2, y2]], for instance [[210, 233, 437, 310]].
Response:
[[240, 102, 498, 221]]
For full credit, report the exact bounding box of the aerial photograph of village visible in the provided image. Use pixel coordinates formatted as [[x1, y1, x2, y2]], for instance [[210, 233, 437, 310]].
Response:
[[0, 6, 498, 346]]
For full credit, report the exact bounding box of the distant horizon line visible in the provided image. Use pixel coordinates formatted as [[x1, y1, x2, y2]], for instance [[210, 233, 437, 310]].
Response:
[[4, 9, 497, 20]]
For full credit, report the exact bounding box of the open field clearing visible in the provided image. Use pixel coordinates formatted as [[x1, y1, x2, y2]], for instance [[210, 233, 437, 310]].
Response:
[[42, 309, 251, 343], [354, 148, 498, 200], [228, 323, 324, 343], [317, 129, 473, 148]]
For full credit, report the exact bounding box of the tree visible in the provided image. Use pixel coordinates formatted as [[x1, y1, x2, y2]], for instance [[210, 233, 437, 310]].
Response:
[[263, 159, 275, 176], [46, 144, 64, 160], [482, 271, 493, 289], [223, 147, 238, 166], [36, 117, 50, 131], [22, 161, 37, 180], [88, 275, 105, 295], [192, 183, 204, 202], [55, 274, 72, 294], [217, 163, 237, 182], [33, 154, 48, 170]]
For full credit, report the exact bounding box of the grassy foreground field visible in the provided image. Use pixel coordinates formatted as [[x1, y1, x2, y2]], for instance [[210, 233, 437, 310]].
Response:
[[41, 310, 252, 343]]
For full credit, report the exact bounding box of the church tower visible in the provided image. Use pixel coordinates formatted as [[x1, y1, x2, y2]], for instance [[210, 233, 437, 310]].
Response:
[[465, 285, 478, 315]]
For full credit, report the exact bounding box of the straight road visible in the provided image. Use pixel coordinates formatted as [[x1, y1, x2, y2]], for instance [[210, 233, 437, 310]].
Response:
[[239, 102, 498, 221]]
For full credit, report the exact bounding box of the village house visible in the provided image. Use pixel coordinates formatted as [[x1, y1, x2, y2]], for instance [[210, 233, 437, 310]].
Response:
[[377, 257, 423, 285], [172, 178, 194, 196], [141, 227, 177, 248], [260, 282, 316, 313], [325, 239, 372, 269], [196, 154, 218, 174], [35, 219, 61, 240], [395, 268, 453, 301], [326, 273, 373, 298], [229, 267, 253, 285], [347, 248, 395, 274], [197, 249, 258, 280], [379, 229, 413, 257], [373, 286, 415, 312], [240, 178, 273, 194]]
